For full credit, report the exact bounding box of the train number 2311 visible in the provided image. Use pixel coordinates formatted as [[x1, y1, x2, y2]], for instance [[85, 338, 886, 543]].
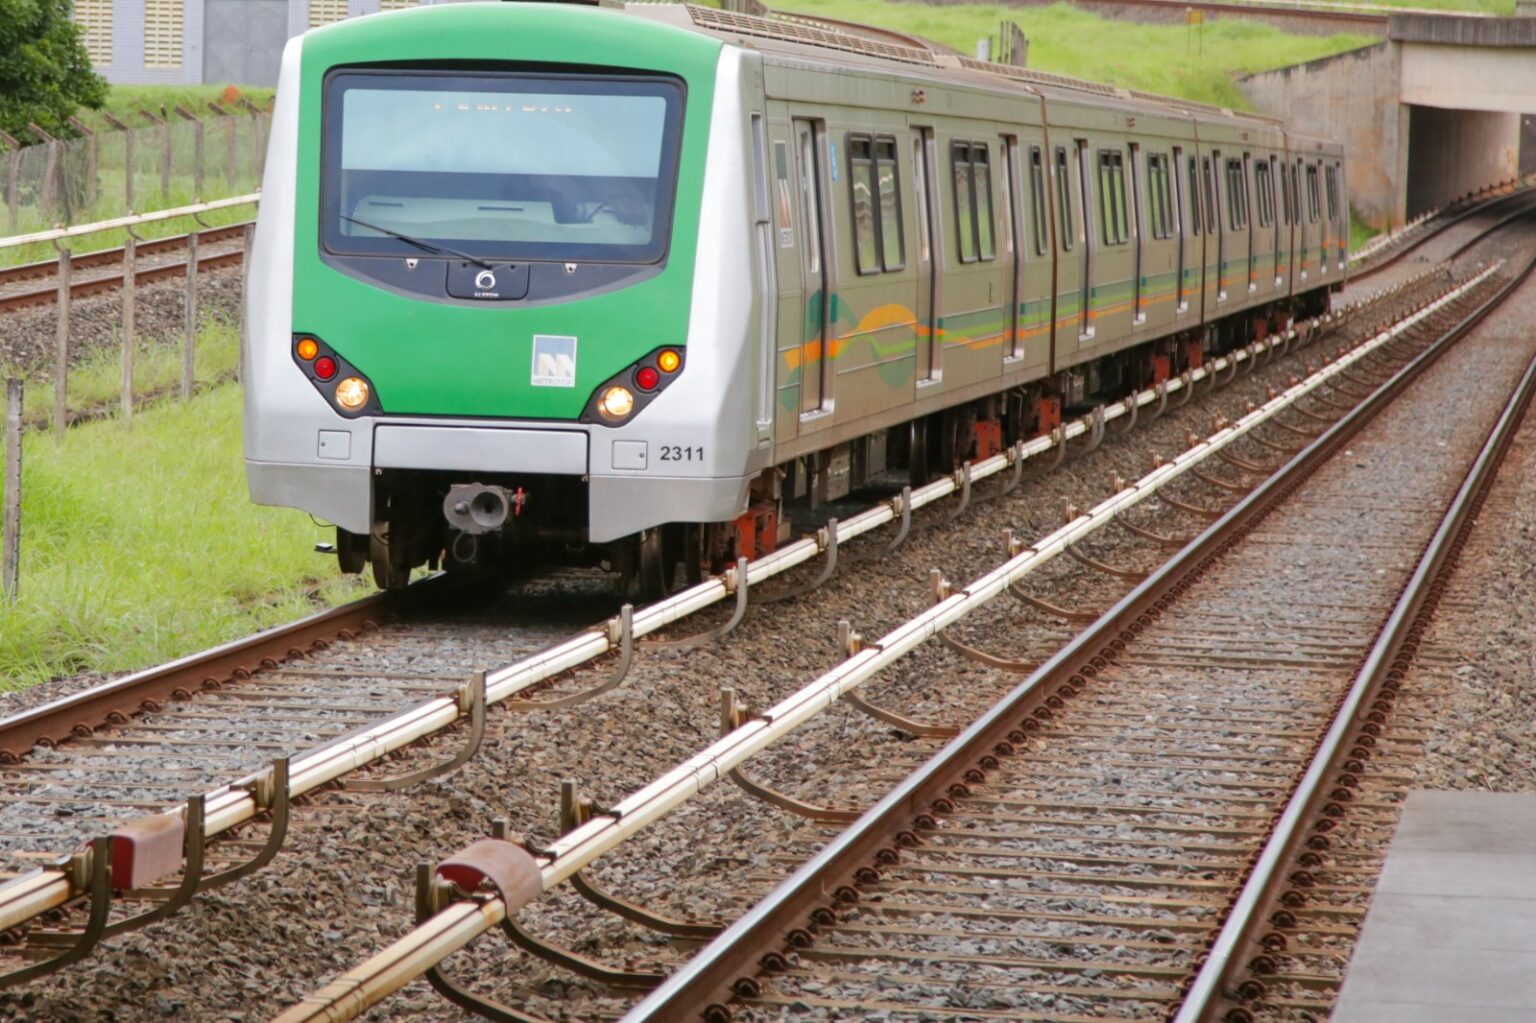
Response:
[[659, 445, 704, 462]]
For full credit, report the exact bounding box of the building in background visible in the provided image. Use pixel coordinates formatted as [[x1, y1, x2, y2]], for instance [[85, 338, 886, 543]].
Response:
[[72, 0, 434, 87]]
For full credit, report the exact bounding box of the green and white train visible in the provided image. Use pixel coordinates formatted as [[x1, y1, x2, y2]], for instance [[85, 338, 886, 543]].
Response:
[[244, 0, 1348, 592]]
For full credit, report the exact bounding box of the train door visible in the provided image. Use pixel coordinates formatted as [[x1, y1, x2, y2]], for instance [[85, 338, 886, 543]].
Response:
[[1003, 136, 1024, 359], [1185, 151, 1204, 318], [1047, 143, 1081, 357], [910, 126, 938, 382], [1269, 155, 1282, 289], [1297, 157, 1310, 282], [1076, 139, 1093, 339], [1208, 152, 1225, 302], [1242, 153, 1256, 293], [793, 118, 829, 415], [1174, 146, 1191, 317], [1128, 141, 1144, 324]]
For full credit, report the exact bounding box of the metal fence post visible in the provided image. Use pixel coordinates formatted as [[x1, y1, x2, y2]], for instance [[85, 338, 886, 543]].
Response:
[[183, 231, 197, 399], [176, 106, 204, 198], [207, 103, 236, 190], [122, 236, 136, 426], [3, 378, 20, 607], [68, 116, 99, 208], [0, 129, 18, 232], [26, 123, 64, 221], [54, 248, 71, 436], [239, 99, 264, 178], [139, 109, 170, 200], [102, 113, 133, 211]]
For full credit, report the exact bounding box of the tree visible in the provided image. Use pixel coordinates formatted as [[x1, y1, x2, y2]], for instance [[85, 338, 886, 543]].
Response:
[[0, 0, 108, 140]]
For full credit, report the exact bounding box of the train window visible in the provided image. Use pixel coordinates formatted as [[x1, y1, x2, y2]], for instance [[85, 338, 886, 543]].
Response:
[[953, 142, 977, 262], [1306, 164, 1321, 222], [1225, 158, 1248, 231], [1279, 161, 1292, 226], [1097, 150, 1129, 245], [847, 135, 905, 274], [912, 135, 931, 266], [1255, 161, 1274, 229], [1055, 146, 1074, 252], [975, 145, 996, 260], [848, 136, 879, 274], [1029, 145, 1048, 255], [321, 70, 685, 264], [951, 141, 995, 263], [1325, 164, 1340, 222], [1201, 157, 1217, 235], [876, 138, 905, 270], [799, 128, 821, 275], [1187, 156, 1201, 237], [1148, 152, 1172, 240]]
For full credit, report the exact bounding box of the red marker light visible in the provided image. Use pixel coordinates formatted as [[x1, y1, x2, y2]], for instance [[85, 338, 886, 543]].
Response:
[[635, 366, 660, 391], [314, 356, 338, 381]]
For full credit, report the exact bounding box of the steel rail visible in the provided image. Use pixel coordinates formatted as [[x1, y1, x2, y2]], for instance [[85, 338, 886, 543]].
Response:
[[0, 588, 406, 762], [0, 224, 250, 288], [264, 264, 1499, 1023], [0, 194, 260, 251], [614, 253, 1520, 1023], [1350, 182, 1536, 280], [0, 247, 248, 314], [1173, 240, 1536, 1023], [0, 264, 1443, 960]]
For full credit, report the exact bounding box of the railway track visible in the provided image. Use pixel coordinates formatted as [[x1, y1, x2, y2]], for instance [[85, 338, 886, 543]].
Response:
[[0, 223, 251, 314], [1347, 180, 1536, 285], [251, 247, 1523, 1019], [0, 266, 1444, 1013]]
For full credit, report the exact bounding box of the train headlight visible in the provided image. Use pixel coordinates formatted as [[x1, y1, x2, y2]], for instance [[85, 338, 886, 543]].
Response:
[[599, 386, 635, 420], [335, 377, 370, 411]]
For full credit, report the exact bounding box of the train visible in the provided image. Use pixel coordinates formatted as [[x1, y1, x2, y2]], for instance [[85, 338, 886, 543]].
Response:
[[243, 0, 1347, 594]]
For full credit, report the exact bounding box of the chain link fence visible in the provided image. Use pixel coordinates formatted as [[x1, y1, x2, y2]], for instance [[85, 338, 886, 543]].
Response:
[[1, 107, 270, 239]]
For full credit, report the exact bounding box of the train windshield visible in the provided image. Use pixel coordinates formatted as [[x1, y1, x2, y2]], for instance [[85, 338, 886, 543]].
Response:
[[321, 71, 684, 264]]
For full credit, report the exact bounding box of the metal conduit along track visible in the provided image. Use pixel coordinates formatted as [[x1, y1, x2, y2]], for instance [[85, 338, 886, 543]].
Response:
[[618, 230, 1536, 1023], [0, 266, 1445, 978], [0, 223, 252, 314], [257, 263, 1513, 1023]]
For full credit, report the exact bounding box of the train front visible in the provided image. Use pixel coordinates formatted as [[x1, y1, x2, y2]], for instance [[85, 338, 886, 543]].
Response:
[[244, 2, 765, 590]]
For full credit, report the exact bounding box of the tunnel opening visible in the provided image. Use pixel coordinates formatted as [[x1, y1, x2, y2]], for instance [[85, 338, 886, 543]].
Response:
[[1404, 104, 1520, 219]]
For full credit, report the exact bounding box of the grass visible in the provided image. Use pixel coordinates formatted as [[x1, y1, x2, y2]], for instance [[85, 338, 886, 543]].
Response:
[[0, 379, 369, 690], [1, 315, 242, 429], [1350, 208, 1381, 250], [83, 85, 276, 133], [774, 0, 1379, 108]]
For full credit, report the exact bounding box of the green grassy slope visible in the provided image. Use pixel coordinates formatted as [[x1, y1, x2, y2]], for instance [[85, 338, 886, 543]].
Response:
[[776, 0, 1379, 109]]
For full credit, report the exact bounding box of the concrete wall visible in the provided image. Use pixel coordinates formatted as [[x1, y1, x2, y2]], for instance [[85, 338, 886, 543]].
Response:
[[204, 0, 289, 86], [1405, 106, 1520, 217], [1400, 44, 1536, 115], [1238, 43, 1401, 229]]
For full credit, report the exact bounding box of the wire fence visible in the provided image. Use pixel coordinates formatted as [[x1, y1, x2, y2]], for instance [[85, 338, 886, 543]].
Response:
[[0, 105, 270, 244]]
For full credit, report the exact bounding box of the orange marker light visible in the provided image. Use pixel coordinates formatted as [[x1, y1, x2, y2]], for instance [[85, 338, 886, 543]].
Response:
[[296, 338, 319, 361], [657, 349, 680, 373]]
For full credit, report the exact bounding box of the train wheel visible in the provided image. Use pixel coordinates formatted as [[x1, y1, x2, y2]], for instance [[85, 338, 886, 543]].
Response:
[[681, 523, 706, 587], [908, 418, 932, 487], [636, 527, 669, 601], [336, 527, 367, 575], [369, 526, 411, 591]]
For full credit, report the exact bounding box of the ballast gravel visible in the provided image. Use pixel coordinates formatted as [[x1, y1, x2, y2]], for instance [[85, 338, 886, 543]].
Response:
[[0, 272, 1513, 1023]]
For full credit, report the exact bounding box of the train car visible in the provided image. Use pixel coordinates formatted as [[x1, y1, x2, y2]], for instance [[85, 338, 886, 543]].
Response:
[[243, 0, 1347, 593]]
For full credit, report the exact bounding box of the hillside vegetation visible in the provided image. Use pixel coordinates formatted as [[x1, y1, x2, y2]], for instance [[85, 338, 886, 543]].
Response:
[[776, 0, 1379, 109]]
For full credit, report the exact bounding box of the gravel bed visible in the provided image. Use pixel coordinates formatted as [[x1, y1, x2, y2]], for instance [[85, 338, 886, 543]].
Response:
[[0, 262, 244, 377], [0, 273, 1476, 1022]]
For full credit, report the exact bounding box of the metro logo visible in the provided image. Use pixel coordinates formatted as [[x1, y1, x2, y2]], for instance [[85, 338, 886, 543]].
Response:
[[531, 335, 578, 387]]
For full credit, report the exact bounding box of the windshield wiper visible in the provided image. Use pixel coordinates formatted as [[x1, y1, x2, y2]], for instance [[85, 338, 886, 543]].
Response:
[[340, 213, 493, 269]]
